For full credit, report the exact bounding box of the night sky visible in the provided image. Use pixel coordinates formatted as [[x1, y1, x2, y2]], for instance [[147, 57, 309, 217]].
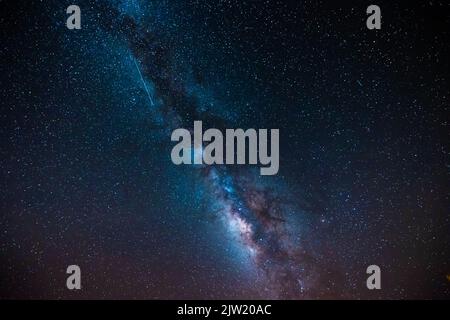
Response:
[[1, 0, 449, 299]]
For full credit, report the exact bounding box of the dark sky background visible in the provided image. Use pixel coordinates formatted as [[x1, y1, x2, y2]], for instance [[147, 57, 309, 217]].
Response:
[[1, 0, 449, 299]]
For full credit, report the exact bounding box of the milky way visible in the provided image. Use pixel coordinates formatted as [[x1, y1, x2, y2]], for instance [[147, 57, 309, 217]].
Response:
[[98, 1, 333, 298]]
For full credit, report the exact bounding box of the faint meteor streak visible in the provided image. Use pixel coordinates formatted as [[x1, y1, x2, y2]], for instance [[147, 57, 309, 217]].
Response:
[[131, 54, 155, 107]]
